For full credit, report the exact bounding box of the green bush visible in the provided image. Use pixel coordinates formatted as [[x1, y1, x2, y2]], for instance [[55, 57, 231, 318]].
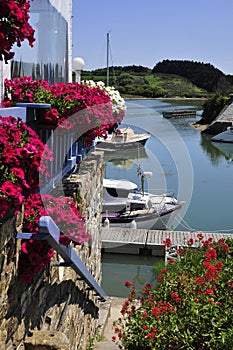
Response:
[[113, 236, 233, 349]]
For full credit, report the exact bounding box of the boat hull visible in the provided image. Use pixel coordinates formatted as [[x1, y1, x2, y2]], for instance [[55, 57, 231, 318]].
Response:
[[211, 127, 233, 143], [95, 137, 149, 151], [102, 204, 181, 230]]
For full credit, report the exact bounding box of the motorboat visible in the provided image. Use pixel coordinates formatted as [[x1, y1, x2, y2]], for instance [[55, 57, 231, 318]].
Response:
[[95, 126, 151, 151], [103, 178, 138, 212], [211, 126, 233, 143], [102, 171, 182, 230], [102, 191, 182, 230]]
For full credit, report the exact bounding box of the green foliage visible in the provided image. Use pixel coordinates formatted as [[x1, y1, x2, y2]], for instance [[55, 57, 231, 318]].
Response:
[[82, 70, 208, 98], [113, 237, 233, 350], [199, 95, 231, 124], [81, 61, 226, 98], [153, 60, 233, 95]]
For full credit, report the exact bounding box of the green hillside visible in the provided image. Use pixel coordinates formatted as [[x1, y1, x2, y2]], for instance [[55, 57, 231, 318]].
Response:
[[80, 60, 233, 99]]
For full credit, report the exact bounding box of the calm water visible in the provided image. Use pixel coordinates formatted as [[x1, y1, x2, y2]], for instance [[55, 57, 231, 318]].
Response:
[[102, 98, 233, 297]]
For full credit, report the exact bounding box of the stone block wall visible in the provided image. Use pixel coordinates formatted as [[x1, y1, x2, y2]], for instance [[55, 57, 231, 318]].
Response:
[[0, 151, 105, 350]]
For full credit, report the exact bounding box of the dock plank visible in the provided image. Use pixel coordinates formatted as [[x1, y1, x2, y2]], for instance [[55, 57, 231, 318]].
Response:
[[102, 228, 233, 248]]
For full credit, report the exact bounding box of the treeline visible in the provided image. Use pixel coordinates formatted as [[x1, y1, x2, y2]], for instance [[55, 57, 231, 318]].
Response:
[[197, 95, 231, 125], [153, 60, 232, 94], [81, 60, 233, 98]]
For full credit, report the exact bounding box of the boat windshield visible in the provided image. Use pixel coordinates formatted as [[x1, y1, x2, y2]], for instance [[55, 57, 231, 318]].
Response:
[[130, 202, 146, 211]]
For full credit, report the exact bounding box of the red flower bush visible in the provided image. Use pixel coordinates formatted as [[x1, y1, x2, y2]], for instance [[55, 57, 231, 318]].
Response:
[[19, 193, 90, 282], [1, 78, 126, 283], [0, 115, 52, 219], [0, 0, 35, 62], [3, 77, 125, 146], [113, 236, 233, 349]]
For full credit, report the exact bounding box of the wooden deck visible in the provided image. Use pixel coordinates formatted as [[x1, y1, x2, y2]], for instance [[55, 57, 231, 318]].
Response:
[[162, 109, 196, 118], [101, 227, 233, 256]]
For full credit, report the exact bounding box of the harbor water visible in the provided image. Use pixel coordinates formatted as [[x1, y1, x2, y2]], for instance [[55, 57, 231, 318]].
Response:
[[101, 98, 233, 297]]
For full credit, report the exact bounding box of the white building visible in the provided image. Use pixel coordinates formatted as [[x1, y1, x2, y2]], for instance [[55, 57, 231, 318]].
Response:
[[10, 0, 73, 84]]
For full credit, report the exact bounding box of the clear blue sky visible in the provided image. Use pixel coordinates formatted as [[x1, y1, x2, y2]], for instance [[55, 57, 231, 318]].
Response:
[[72, 0, 233, 75]]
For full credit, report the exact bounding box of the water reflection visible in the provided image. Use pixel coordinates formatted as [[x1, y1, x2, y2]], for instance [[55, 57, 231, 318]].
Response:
[[200, 133, 233, 165], [11, 1, 69, 83], [212, 142, 233, 163], [101, 253, 159, 297], [103, 144, 148, 169]]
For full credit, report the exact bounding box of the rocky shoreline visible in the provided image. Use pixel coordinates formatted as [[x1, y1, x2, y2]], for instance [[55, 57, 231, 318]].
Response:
[[190, 122, 209, 131]]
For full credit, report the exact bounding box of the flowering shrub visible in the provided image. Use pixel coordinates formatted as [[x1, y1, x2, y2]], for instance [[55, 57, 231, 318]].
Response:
[[19, 193, 90, 283], [82, 80, 126, 115], [113, 236, 233, 349], [1, 77, 126, 282], [3, 77, 125, 136], [0, 0, 35, 62], [3, 76, 50, 106], [3, 77, 126, 147], [0, 115, 52, 219]]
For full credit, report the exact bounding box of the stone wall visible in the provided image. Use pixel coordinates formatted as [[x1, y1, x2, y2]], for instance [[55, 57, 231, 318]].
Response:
[[0, 151, 105, 350]]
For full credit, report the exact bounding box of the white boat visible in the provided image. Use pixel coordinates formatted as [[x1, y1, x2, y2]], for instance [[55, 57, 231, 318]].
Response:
[[103, 178, 138, 212], [102, 173, 182, 230], [211, 126, 233, 143], [95, 126, 151, 151]]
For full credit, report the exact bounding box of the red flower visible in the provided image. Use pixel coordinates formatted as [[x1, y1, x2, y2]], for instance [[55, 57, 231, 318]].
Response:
[[125, 280, 133, 287], [168, 258, 175, 265], [0, 0, 35, 63], [163, 238, 172, 247], [151, 307, 160, 316], [197, 232, 204, 241], [11, 167, 25, 179], [223, 244, 230, 253], [171, 292, 179, 299], [147, 333, 155, 339], [1, 181, 22, 198], [204, 289, 214, 295], [187, 238, 194, 246]]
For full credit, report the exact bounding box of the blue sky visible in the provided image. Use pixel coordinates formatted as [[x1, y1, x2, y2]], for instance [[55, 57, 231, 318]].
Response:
[[72, 0, 233, 74]]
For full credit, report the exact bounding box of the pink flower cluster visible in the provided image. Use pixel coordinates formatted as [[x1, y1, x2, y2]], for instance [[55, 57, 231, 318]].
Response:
[[0, 116, 53, 218], [3, 76, 49, 106], [0, 0, 35, 62], [3, 77, 125, 147], [23, 193, 89, 245], [19, 193, 90, 283], [1, 77, 126, 283]]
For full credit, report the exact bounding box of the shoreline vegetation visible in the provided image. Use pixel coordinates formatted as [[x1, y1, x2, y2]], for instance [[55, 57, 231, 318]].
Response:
[[82, 61, 233, 129], [81, 60, 233, 100]]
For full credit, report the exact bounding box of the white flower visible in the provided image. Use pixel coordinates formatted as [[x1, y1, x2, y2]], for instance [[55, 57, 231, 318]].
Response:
[[82, 80, 126, 114]]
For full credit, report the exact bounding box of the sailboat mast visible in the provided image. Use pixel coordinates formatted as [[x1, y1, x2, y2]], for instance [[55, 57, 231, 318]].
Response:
[[106, 32, 110, 86]]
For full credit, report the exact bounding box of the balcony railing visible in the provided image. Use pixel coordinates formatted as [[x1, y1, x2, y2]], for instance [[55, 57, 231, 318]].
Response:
[[15, 216, 107, 301], [15, 102, 89, 193]]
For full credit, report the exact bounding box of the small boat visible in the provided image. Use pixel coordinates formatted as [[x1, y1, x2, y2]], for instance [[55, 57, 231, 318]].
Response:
[[95, 126, 151, 151], [211, 126, 233, 143], [103, 178, 138, 212], [102, 171, 182, 230]]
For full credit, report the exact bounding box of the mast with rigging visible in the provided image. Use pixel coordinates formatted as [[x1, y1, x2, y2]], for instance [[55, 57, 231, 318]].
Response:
[[106, 32, 110, 86]]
